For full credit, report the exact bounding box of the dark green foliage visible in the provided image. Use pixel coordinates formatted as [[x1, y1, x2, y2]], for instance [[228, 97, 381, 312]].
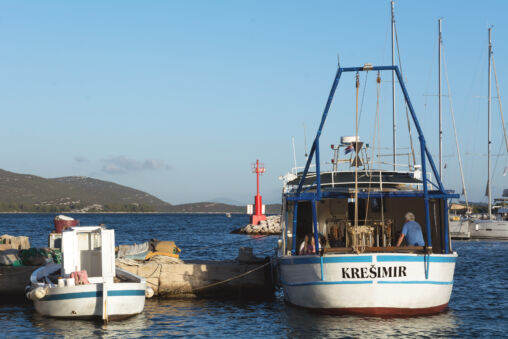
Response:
[[166, 202, 282, 214], [0, 169, 281, 213], [0, 169, 171, 212]]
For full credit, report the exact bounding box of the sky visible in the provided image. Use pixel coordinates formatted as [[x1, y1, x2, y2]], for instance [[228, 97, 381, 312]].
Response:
[[0, 0, 507, 205]]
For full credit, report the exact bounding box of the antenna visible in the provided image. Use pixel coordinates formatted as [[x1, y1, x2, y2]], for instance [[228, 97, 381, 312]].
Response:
[[292, 137, 297, 171], [303, 123, 308, 158]]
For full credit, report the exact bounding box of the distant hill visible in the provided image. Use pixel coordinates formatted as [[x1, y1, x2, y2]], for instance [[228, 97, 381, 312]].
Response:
[[170, 202, 282, 214], [0, 169, 172, 212], [0, 168, 282, 213]]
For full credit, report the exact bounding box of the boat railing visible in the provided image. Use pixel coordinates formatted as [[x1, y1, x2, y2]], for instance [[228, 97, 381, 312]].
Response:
[[323, 246, 427, 255], [291, 164, 315, 175], [285, 168, 435, 193]]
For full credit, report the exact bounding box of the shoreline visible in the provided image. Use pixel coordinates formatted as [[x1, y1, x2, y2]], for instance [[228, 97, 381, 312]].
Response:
[[0, 211, 279, 215]]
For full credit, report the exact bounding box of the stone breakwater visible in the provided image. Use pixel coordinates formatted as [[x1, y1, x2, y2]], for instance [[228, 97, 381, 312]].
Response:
[[231, 215, 281, 235]]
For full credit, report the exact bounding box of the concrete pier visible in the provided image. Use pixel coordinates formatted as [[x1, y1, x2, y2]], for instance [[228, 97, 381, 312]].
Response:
[[116, 257, 274, 298]]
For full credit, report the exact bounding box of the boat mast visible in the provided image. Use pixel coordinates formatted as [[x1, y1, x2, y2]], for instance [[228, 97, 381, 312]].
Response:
[[391, 0, 396, 171], [355, 73, 360, 233], [488, 27, 492, 219], [438, 19, 443, 179]]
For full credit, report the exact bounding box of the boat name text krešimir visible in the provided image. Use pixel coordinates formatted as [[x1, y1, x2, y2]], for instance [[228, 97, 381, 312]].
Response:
[[341, 265, 407, 279]]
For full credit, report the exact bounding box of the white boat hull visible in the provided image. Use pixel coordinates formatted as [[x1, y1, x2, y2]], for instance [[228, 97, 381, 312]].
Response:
[[470, 219, 508, 240], [279, 252, 457, 316], [449, 220, 471, 239], [33, 281, 146, 319], [30, 265, 147, 319]]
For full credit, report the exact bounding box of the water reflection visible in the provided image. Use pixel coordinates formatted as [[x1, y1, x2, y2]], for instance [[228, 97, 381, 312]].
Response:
[[142, 298, 287, 337], [1, 295, 463, 338], [30, 309, 152, 338], [283, 305, 459, 338]]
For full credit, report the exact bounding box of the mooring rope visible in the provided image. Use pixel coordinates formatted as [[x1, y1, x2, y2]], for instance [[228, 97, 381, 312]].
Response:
[[189, 261, 271, 292]]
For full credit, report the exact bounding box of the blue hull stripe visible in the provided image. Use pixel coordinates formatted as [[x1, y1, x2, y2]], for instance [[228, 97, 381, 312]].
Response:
[[281, 280, 453, 287], [45, 291, 99, 300], [281, 279, 372, 286], [378, 280, 454, 285], [108, 290, 145, 297], [280, 255, 456, 266], [43, 290, 145, 301], [377, 255, 457, 263], [280, 256, 372, 265]]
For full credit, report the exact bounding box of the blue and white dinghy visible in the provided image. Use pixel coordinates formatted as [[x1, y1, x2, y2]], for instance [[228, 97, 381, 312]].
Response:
[[277, 64, 458, 316], [27, 226, 152, 321]]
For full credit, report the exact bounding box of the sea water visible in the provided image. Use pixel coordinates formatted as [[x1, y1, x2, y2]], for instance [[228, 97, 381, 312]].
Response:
[[0, 213, 507, 338]]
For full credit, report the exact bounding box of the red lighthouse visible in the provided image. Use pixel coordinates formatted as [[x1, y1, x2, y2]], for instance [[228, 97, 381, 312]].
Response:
[[249, 160, 267, 225]]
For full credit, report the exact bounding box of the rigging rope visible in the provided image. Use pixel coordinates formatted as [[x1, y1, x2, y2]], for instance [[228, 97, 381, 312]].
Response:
[[358, 71, 369, 129], [354, 72, 360, 253], [394, 23, 417, 168], [442, 47, 469, 208], [422, 33, 438, 126], [490, 55, 508, 192], [376, 72, 385, 244], [465, 44, 487, 200], [363, 72, 383, 227], [492, 56, 508, 153]]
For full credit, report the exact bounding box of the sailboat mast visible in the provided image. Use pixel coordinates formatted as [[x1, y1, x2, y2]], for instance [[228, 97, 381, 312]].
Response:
[[391, 0, 396, 171], [488, 27, 492, 219], [438, 19, 443, 179]]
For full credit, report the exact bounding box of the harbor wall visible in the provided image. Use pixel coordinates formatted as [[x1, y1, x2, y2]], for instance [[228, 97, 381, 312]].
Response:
[[116, 258, 274, 298]]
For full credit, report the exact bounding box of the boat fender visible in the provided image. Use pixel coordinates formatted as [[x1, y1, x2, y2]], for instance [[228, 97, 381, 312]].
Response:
[[145, 287, 154, 298], [26, 287, 48, 300]]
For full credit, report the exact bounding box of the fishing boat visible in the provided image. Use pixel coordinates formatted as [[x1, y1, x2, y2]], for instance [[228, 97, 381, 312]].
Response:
[[469, 28, 508, 240], [276, 62, 458, 316], [27, 225, 151, 321]]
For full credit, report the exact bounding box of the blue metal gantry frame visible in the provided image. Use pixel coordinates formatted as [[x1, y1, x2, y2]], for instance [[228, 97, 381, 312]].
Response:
[[290, 65, 456, 255]]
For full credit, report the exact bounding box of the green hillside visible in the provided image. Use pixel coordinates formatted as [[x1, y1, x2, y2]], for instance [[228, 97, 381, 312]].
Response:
[[0, 169, 171, 212], [169, 202, 282, 214], [0, 169, 282, 213]]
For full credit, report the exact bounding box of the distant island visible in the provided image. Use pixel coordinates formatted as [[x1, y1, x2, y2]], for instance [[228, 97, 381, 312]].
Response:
[[0, 169, 281, 213]]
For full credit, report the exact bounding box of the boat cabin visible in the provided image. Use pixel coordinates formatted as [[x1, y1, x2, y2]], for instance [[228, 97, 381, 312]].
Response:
[[61, 226, 115, 283], [281, 147, 451, 256], [279, 65, 457, 258], [283, 188, 449, 256]]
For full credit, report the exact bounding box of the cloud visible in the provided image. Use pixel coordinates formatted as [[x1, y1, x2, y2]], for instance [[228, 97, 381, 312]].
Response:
[[101, 156, 171, 174], [74, 156, 89, 163]]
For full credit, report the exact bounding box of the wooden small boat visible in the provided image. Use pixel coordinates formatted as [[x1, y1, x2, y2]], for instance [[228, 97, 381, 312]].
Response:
[[27, 226, 152, 321]]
